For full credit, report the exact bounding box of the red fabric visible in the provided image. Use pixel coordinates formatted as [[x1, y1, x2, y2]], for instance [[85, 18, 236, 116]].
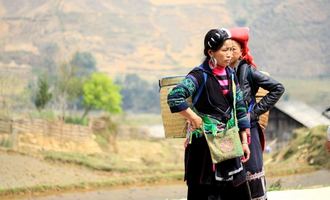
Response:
[[230, 27, 257, 68]]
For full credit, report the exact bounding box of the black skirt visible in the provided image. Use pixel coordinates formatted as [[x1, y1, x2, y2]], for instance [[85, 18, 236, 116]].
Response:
[[244, 124, 267, 200], [187, 181, 251, 200], [185, 135, 251, 200]]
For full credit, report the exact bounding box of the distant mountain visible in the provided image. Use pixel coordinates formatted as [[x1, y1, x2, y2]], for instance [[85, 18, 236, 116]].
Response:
[[0, 0, 329, 81]]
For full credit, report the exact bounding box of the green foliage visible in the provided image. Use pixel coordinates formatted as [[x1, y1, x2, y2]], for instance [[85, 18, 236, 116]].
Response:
[[266, 125, 330, 177], [0, 138, 13, 148], [268, 179, 282, 191], [29, 110, 56, 120], [64, 116, 89, 125], [55, 63, 85, 100], [283, 148, 294, 160], [82, 73, 122, 119], [34, 76, 52, 111], [117, 74, 160, 113], [53, 61, 87, 119]]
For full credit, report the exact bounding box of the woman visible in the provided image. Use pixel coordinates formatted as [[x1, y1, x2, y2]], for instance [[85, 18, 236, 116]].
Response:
[[167, 28, 252, 200], [229, 27, 285, 200]]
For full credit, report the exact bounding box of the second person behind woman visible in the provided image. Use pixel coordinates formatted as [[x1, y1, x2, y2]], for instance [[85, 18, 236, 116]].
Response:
[[229, 27, 285, 200]]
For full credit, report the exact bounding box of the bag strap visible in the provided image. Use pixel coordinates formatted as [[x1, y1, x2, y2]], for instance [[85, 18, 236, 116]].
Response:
[[231, 73, 238, 127]]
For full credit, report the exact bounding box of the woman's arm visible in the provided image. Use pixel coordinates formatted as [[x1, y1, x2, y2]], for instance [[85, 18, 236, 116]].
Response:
[[179, 108, 203, 131], [235, 79, 251, 130], [167, 75, 202, 130], [234, 74, 251, 162], [167, 74, 199, 112], [240, 129, 250, 163], [250, 68, 285, 119]]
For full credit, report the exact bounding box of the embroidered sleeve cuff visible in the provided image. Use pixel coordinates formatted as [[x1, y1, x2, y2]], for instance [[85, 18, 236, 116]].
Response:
[[238, 123, 250, 130], [238, 117, 251, 129], [169, 102, 189, 113]]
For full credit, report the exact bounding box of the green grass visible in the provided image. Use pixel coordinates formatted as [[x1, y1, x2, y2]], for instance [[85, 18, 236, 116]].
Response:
[[64, 116, 89, 125], [42, 138, 184, 174], [0, 146, 184, 198], [0, 172, 183, 198], [268, 179, 282, 191], [43, 151, 115, 172], [3, 125, 329, 198], [28, 110, 57, 121], [0, 138, 12, 148], [43, 125, 330, 185], [265, 125, 330, 177]]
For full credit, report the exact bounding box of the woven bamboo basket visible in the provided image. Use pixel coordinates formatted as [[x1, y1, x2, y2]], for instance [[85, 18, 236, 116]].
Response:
[[159, 76, 191, 138]]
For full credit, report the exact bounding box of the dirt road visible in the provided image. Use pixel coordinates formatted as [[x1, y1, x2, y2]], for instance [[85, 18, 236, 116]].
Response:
[[14, 185, 330, 200]]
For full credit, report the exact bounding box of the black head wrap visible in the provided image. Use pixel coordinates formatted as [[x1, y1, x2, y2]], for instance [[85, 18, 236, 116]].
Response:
[[203, 28, 231, 58]]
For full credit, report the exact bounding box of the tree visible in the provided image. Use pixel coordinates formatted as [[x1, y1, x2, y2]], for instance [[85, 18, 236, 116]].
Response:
[[81, 73, 122, 120], [53, 57, 92, 119], [70, 51, 97, 77], [118, 74, 160, 113], [0, 68, 28, 117], [34, 76, 52, 111], [53, 62, 83, 119]]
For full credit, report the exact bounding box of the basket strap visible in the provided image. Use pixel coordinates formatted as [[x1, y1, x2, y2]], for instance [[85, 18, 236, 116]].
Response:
[[192, 68, 208, 106]]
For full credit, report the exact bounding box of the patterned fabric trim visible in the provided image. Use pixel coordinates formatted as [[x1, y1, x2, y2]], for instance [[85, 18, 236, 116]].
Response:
[[215, 163, 243, 181], [180, 78, 196, 96], [167, 77, 197, 109], [246, 170, 265, 181], [228, 163, 243, 176], [249, 172, 267, 200], [215, 174, 234, 182], [252, 193, 267, 200]]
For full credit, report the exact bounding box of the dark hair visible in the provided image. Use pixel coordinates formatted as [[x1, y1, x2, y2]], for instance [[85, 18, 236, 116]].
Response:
[[203, 28, 231, 59]]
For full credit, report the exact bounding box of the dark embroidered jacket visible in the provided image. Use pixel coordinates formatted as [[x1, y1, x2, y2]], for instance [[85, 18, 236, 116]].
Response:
[[168, 60, 250, 129], [167, 61, 250, 186], [235, 60, 285, 123]]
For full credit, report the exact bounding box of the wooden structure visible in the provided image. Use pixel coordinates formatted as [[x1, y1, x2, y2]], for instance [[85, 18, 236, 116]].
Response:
[[266, 100, 330, 142]]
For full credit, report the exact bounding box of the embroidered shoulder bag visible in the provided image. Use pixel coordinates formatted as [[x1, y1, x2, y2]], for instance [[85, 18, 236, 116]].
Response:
[[193, 73, 244, 164]]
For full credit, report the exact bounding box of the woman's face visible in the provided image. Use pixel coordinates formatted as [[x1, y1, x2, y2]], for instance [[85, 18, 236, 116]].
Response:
[[208, 39, 233, 67], [230, 40, 242, 66]]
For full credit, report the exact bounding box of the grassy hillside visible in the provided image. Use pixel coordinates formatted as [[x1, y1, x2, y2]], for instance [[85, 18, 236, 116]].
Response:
[[0, 0, 232, 81], [0, 0, 329, 81], [265, 125, 330, 177], [0, 0, 329, 114]]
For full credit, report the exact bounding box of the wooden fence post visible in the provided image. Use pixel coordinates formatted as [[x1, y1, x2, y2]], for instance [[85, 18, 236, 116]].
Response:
[[10, 119, 18, 150]]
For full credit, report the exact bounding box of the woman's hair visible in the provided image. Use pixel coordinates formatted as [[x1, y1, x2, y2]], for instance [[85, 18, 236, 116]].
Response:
[[203, 28, 231, 59]]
